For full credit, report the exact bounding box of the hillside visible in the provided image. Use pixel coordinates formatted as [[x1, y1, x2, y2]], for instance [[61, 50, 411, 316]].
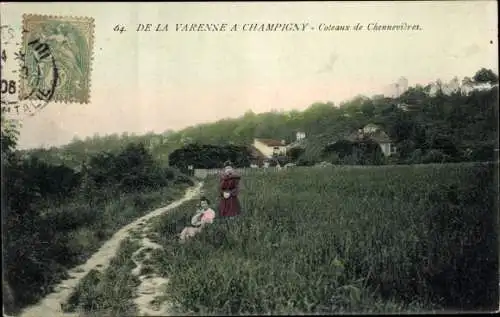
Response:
[[17, 68, 499, 168]]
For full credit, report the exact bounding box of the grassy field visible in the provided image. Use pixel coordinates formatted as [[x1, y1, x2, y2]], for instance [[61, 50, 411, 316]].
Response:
[[149, 162, 498, 314]]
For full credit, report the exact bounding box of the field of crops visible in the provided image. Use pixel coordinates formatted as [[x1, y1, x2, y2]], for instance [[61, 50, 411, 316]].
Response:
[[150, 162, 498, 314]]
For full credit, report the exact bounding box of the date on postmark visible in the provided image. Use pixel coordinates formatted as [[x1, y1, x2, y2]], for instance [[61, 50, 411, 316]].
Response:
[[21, 14, 95, 104]]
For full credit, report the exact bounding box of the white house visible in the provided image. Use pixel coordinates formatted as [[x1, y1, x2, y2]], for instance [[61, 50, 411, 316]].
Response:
[[362, 123, 379, 134], [296, 131, 306, 141], [252, 138, 287, 158], [286, 131, 307, 150], [349, 124, 396, 157]]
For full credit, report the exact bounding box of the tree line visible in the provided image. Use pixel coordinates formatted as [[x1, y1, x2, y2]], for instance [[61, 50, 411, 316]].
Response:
[[20, 68, 498, 169]]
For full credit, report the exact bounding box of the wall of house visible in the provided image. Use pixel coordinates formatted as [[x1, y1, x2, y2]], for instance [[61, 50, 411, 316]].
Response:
[[296, 132, 306, 141], [253, 139, 287, 158], [253, 139, 274, 158], [274, 146, 287, 156], [379, 142, 396, 157]]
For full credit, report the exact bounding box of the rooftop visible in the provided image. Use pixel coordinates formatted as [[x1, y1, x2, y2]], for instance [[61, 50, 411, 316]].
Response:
[[255, 138, 286, 147], [348, 130, 392, 143], [248, 145, 268, 159]]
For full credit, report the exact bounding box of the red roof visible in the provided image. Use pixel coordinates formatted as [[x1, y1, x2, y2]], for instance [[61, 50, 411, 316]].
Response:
[[255, 138, 286, 147]]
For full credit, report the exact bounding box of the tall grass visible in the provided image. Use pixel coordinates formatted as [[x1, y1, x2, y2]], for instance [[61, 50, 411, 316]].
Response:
[[62, 238, 141, 316], [150, 162, 498, 314]]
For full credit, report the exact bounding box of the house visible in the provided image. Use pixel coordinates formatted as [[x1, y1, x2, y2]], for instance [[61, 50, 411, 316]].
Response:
[[248, 145, 268, 167], [286, 131, 307, 150], [252, 138, 288, 158], [347, 124, 396, 156], [327, 124, 395, 157]]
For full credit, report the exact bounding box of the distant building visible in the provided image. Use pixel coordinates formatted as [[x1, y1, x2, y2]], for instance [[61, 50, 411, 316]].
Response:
[[286, 131, 307, 152], [296, 131, 306, 141], [361, 124, 378, 134], [343, 124, 396, 157], [252, 138, 287, 158], [397, 77, 409, 95], [248, 145, 268, 167]]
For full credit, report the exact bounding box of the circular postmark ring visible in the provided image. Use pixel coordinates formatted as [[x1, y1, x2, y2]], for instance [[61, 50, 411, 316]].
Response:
[[0, 26, 59, 118]]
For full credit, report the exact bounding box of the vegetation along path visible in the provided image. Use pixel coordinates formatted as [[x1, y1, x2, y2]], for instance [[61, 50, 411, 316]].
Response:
[[18, 182, 203, 317]]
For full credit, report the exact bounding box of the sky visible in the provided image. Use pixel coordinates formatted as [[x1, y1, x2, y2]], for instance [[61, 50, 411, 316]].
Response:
[[0, 1, 497, 149]]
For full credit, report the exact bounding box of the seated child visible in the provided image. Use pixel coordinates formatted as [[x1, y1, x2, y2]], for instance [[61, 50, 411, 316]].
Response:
[[179, 196, 216, 242]]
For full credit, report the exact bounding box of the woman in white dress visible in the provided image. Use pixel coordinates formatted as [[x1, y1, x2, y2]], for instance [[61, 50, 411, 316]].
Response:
[[179, 197, 216, 242]]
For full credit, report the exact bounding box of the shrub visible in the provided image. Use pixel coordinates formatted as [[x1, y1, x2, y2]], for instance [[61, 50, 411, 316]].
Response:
[[422, 149, 448, 163]]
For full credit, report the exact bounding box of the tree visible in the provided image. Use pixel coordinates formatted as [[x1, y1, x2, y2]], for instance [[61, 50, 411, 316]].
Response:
[[473, 68, 498, 84], [1, 117, 20, 164], [168, 143, 253, 170], [287, 147, 305, 162], [15, 68, 498, 167]]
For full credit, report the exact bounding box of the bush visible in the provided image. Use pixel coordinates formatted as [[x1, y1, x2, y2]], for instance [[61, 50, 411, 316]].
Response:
[[295, 157, 316, 166], [470, 144, 495, 162], [323, 152, 341, 164], [3, 141, 193, 311], [407, 149, 424, 164], [421, 149, 448, 163]]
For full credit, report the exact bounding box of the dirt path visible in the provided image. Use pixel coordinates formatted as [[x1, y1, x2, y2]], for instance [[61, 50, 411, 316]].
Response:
[[18, 182, 202, 317], [129, 225, 173, 316]]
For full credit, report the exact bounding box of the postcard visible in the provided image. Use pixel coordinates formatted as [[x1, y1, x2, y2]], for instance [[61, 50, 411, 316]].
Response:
[[1, 1, 498, 317]]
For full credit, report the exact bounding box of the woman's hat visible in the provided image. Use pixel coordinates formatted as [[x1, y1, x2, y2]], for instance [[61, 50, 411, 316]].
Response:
[[223, 160, 232, 167]]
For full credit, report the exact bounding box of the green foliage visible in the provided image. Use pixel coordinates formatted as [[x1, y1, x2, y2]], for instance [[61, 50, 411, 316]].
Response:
[[286, 147, 305, 162], [2, 67, 498, 313], [421, 149, 448, 164], [3, 139, 192, 311], [322, 139, 386, 165], [18, 68, 498, 169], [81, 142, 184, 195], [168, 143, 252, 170], [473, 68, 498, 84], [0, 117, 20, 163], [150, 162, 497, 314]]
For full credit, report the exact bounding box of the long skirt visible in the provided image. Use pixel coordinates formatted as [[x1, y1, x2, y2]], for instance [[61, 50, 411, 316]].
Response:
[[218, 195, 242, 217]]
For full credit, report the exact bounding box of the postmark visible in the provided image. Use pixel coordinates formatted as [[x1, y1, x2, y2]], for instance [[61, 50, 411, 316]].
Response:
[[1, 24, 58, 117], [21, 14, 95, 104], [19, 36, 59, 106]]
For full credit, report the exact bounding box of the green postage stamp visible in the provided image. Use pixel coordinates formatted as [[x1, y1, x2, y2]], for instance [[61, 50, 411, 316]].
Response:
[[20, 14, 95, 104]]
